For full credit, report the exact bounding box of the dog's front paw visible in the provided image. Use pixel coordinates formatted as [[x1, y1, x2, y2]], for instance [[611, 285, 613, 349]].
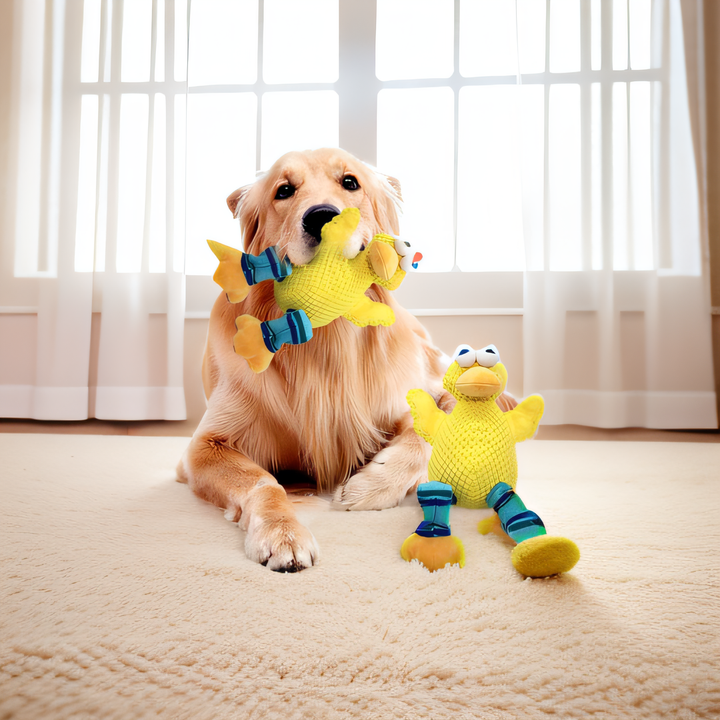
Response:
[[244, 513, 319, 572], [333, 443, 426, 511]]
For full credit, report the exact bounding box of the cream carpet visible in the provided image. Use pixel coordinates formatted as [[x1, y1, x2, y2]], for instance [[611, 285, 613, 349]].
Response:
[[1, 434, 718, 720]]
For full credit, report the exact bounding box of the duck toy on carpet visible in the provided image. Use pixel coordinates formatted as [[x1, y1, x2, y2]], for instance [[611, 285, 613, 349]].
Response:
[[207, 207, 422, 372], [402, 344, 580, 578]]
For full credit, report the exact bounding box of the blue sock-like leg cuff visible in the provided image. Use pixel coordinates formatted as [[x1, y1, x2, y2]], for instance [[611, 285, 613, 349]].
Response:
[[261, 309, 313, 353], [415, 481, 456, 538], [487, 482, 547, 544], [241, 246, 292, 285]]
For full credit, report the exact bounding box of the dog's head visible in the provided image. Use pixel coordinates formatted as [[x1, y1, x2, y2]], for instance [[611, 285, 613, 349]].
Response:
[[227, 148, 402, 266]]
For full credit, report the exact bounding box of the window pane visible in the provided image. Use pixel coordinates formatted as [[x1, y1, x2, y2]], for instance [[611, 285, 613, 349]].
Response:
[[376, 0, 453, 81], [116, 95, 149, 273], [548, 84, 581, 271], [629, 0, 651, 70], [377, 88, 454, 272], [175, 0, 188, 81], [149, 94, 166, 273], [80, 0, 101, 82], [121, 0, 152, 82], [186, 93, 257, 276], [188, 0, 258, 86], [460, 0, 545, 77], [591, 0, 602, 70], [630, 81, 652, 269], [261, 91, 338, 170], [154, 0, 165, 81], [549, 0, 580, 73], [263, 0, 338, 84], [174, 94, 186, 272], [95, 95, 111, 271], [74, 96, 99, 272], [591, 83, 603, 269], [517, 0, 547, 74], [613, 0, 629, 70], [613, 82, 628, 269], [458, 86, 542, 272]]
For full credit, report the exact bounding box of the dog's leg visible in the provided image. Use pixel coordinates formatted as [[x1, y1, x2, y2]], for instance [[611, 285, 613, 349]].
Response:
[[179, 434, 319, 571], [332, 410, 430, 510]]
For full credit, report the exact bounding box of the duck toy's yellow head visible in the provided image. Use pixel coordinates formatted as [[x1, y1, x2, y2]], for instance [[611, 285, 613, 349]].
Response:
[[402, 344, 580, 577]]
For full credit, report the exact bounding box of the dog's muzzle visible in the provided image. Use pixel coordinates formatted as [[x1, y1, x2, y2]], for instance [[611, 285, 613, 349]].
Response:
[[302, 204, 341, 244]]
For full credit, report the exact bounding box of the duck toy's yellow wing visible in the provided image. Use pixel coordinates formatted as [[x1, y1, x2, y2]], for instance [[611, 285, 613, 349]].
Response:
[[207, 207, 422, 372], [401, 344, 580, 578]]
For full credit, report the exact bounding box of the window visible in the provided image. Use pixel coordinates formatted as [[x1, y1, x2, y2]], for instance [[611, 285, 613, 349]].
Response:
[[75, 0, 188, 275], [183, 0, 674, 287]]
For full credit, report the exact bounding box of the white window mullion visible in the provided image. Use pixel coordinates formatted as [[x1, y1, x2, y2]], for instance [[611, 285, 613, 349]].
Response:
[[580, 0, 593, 272], [601, 0, 615, 271], [451, 0, 460, 272], [338, 0, 379, 166], [256, 0, 264, 172]]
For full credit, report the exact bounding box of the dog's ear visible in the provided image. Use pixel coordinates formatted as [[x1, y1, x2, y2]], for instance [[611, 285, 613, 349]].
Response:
[[227, 185, 252, 218], [368, 169, 403, 235], [383, 175, 403, 203]]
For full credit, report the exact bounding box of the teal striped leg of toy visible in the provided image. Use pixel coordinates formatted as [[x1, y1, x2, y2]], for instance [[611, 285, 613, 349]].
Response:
[[415, 481, 457, 538], [241, 246, 292, 285], [260, 309, 313, 353], [486, 482, 547, 544]]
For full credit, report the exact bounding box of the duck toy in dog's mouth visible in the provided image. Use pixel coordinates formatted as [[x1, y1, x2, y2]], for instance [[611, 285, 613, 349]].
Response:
[[207, 207, 422, 373]]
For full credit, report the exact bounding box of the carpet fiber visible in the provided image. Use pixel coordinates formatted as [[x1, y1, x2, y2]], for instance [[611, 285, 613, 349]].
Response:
[[1, 434, 718, 719]]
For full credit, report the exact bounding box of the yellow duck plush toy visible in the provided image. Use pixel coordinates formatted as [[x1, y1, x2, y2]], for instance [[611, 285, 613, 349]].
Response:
[[402, 344, 580, 577], [208, 207, 421, 372]]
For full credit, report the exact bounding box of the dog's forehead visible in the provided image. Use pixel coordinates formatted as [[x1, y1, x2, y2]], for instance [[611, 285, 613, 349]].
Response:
[[274, 151, 360, 186]]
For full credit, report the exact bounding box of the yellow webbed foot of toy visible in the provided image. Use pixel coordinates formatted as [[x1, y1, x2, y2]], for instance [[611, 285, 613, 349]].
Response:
[[510, 535, 580, 578], [477, 514, 504, 537], [400, 533, 465, 572], [344, 295, 396, 327], [368, 239, 399, 281], [233, 315, 274, 373], [208, 240, 250, 304]]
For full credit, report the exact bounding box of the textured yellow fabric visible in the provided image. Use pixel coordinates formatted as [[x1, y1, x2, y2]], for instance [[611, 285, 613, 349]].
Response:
[[274, 207, 405, 328], [510, 535, 581, 578], [407, 361, 544, 509]]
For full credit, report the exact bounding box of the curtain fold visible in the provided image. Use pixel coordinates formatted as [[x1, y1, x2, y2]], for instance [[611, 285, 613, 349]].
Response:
[[0, 0, 187, 421]]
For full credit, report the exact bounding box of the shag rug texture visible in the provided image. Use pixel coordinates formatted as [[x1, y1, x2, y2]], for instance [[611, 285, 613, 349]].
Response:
[[1, 433, 719, 720]]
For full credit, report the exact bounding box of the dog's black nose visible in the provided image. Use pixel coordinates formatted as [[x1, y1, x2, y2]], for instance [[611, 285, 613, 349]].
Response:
[[302, 204, 341, 244]]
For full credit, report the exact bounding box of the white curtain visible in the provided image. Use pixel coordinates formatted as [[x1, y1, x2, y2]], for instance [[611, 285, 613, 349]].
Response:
[[0, 0, 187, 421], [1, 0, 716, 429], [520, 0, 716, 428]]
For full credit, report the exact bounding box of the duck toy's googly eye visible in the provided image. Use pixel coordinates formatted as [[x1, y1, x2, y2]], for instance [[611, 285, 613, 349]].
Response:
[[452, 344, 476, 368], [476, 344, 500, 368], [394, 238, 410, 257]]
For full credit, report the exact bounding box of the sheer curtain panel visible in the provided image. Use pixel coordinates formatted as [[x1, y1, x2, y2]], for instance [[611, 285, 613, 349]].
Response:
[[519, 0, 716, 427], [0, 0, 187, 420]]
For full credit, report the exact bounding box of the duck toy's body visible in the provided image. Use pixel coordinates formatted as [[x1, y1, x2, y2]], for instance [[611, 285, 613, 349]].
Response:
[[208, 207, 421, 372], [402, 344, 580, 577]]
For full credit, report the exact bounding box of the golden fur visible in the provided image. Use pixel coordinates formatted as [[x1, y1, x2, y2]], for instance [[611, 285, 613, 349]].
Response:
[[178, 148, 510, 572]]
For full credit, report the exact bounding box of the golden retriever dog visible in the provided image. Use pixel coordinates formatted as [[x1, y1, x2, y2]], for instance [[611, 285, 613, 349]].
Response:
[[177, 148, 513, 572]]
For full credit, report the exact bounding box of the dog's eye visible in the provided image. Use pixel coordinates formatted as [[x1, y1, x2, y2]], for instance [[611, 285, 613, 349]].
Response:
[[275, 184, 295, 200], [342, 175, 360, 191]]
